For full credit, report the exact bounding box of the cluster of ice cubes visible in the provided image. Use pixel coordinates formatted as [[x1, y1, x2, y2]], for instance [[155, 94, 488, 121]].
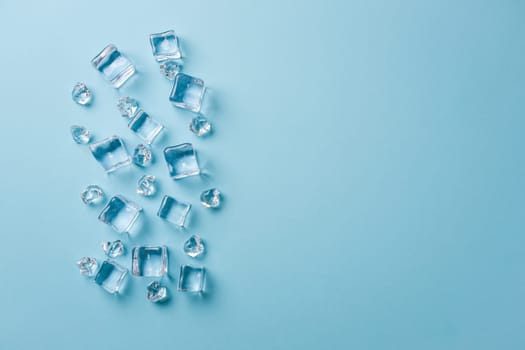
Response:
[[72, 30, 222, 302]]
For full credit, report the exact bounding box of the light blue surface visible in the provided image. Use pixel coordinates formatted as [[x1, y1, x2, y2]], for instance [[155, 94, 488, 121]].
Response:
[[0, 0, 524, 349]]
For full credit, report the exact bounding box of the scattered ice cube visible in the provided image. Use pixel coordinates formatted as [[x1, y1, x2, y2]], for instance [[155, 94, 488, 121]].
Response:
[[200, 188, 221, 208], [160, 60, 181, 80], [178, 265, 205, 293], [80, 184, 104, 205], [102, 240, 125, 258], [76, 257, 98, 277], [163, 143, 200, 180], [132, 245, 168, 277], [147, 281, 168, 303], [189, 115, 211, 136], [94, 260, 128, 294], [169, 73, 205, 112], [117, 97, 139, 118], [71, 82, 92, 105], [184, 234, 205, 258], [137, 175, 156, 197], [157, 195, 191, 227], [149, 30, 181, 61], [98, 195, 142, 233], [132, 144, 152, 167], [128, 110, 164, 145], [91, 44, 135, 88], [89, 135, 131, 173], [71, 125, 91, 144]]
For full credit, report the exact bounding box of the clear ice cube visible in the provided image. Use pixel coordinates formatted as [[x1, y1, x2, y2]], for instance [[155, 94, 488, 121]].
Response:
[[80, 184, 104, 205], [163, 143, 200, 180], [178, 265, 205, 293], [94, 260, 128, 294], [98, 195, 142, 233], [72, 82, 92, 105], [147, 281, 168, 302], [102, 240, 125, 258], [132, 245, 168, 277], [184, 234, 205, 258], [91, 44, 135, 88], [117, 96, 139, 118], [169, 73, 205, 112], [160, 60, 181, 80], [157, 195, 191, 227], [71, 125, 91, 144], [189, 115, 212, 136], [89, 135, 131, 173], [137, 175, 156, 197], [200, 188, 221, 208], [76, 257, 98, 277], [149, 30, 181, 61], [132, 144, 152, 167], [128, 110, 164, 145]]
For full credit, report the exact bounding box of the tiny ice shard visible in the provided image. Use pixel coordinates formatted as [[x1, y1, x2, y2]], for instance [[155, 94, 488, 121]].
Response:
[[102, 240, 125, 258], [128, 110, 164, 145], [117, 97, 139, 118], [91, 44, 135, 88], [94, 260, 128, 294], [200, 188, 221, 208], [137, 175, 156, 197], [189, 115, 211, 136], [184, 234, 205, 258], [80, 184, 104, 205], [160, 60, 181, 80], [147, 281, 168, 303], [72, 82, 92, 105], [149, 30, 181, 61], [178, 265, 206, 293], [157, 195, 191, 227], [132, 245, 168, 277], [163, 143, 200, 180], [132, 144, 152, 167], [76, 257, 98, 277], [71, 125, 91, 144], [90, 135, 131, 173], [98, 195, 142, 233], [169, 73, 205, 112]]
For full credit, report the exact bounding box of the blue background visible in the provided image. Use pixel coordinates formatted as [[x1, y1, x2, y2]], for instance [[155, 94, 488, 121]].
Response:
[[0, 0, 524, 348]]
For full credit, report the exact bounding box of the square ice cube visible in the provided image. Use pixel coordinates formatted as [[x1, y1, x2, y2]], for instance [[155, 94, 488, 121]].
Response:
[[128, 110, 164, 145], [178, 265, 205, 293], [99, 195, 142, 233], [132, 246, 168, 277], [91, 44, 135, 88], [157, 195, 191, 227], [90, 135, 131, 173], [163, 143, 200, 179], [149, 30, 181, 61], [169, 73, 205, 112], [94, 260, 128, 294]]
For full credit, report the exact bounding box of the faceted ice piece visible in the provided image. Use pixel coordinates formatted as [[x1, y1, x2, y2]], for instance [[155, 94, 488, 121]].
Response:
[[94, 260, 128, 294], [117, 96, 139, 118], [71, 125, 91, 144], [132, 245, 168, 277], [91, 44, 135, 88], [189, 115, 211, 136], [160, 60, 181, 80], [132, 144, 152, 167], [163, 143, 200, 180], [184, 235, 205, 258], [80, 185, 104, 205], [128, 110, 164, 145], [169, 73, 205, 112], [98, 195, 142, 233], [178, 265, 205, 293], [76, 257, 98, 277], [89, 135, 131, 173], [147, 281, 168, 303], [102, 240, 125, 258], [72, 82, 92, 105], [200, 188, 221, 208], [157, 195, 191, 227], [149, 30, 181, 61], [137, 175, 156, 197]]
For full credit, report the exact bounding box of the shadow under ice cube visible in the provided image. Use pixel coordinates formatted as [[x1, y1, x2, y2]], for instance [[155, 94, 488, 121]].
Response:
[[90, 135, 131, 173], [94, 260, 128, 294], [91, 44, 135, 88], [163, 143, 200, 180], [169, 73, 205, 112], [132, 245, 168, 277], [98, 195, 142, 233], [157, 195, 191, 227], [178, 265, 205, 293]]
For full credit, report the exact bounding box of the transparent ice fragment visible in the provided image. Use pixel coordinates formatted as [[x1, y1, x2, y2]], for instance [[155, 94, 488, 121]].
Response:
[[98, 195, 142, 233], [160, 60, 181, 80], [189, 115, 211, 136], [163, 143, 200, 180], [80, 184, 104, 205], [72, 82, 92, 105], [117, 97, 139, 118], [200, 188, 221, 208], [91, 44, 135, 88], [71, 125, 91, 144], [102, 240, 125, 258], [147, 281, 169, 303], [149, 30, 181, 61], [169, 73, 205, 112], [137, 175, 156, 197], [157, 195, 191, 227], [178, 265, 205, 293], [132, 245, 168, 277], [89, 135, 131, 173], [132, 144, 152, 167], [128, 110, 164, 145], [94, 260, 128, 294], [76, 257, 98, 277], [184, 234, 205, 258]]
